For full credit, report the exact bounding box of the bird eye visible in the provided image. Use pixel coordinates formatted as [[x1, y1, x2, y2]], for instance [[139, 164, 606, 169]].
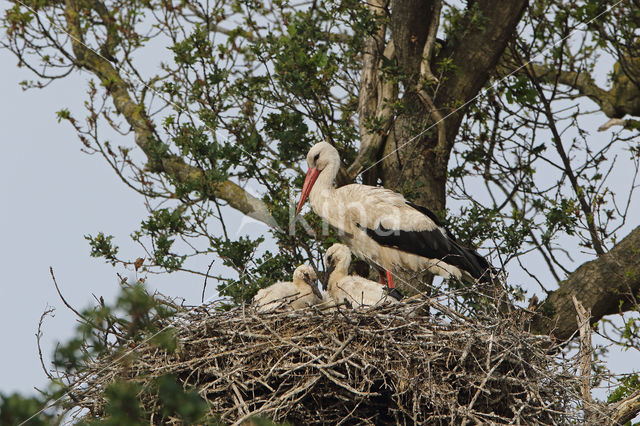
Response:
[[313, 153, 320, 163]]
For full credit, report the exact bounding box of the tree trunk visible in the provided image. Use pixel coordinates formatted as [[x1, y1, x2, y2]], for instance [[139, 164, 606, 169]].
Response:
[[380, 0, 528, 211]]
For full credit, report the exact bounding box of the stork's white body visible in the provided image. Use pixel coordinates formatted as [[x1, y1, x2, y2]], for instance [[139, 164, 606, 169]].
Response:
[[299, 142, 492, 283], [312, 182, 467, 280], [253, 265, 322, 312], [325, 244, 399, 308], [330, 275, 397, 308]]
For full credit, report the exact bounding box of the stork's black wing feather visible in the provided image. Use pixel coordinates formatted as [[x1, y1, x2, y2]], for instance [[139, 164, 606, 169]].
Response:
[[405, 201, 444, 227], [386, 287, 404, 301], [359, 202, 493, 282]]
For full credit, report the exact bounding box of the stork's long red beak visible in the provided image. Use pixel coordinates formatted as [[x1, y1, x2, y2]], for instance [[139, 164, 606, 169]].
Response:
[[296, 167, 319, 215]]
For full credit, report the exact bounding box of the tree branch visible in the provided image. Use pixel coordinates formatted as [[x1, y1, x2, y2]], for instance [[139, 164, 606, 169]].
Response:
[[524, 62, 640, 127], [526, 63, 618, 117], [419, 0, 442, 84], [356, 0, 386, 136], [610, 390, 640, 425], [348, 0, 397, 181], [530, 225, 640, 341], [598, 117, 640, 132], [348, 40, 397, 180], [527, 65, 606, 256], [435, 0, 528, 158], [572, 296, 595, 423], [63, 0, 278, 228]]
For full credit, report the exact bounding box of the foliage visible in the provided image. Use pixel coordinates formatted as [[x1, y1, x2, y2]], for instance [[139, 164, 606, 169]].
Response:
[[77, 375, 209, 425], [0, 393, 57, 426], [608, 373, 640, 404], [52, 281, 178, 376], [4, 0, 638, 302]]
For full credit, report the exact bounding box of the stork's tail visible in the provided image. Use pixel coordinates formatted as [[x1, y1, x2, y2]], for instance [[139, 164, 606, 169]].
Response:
[[457, 244, 498, 284]]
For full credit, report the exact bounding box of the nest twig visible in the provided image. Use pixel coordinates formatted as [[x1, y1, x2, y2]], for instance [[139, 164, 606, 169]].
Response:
[[63, 295, 604, 425]]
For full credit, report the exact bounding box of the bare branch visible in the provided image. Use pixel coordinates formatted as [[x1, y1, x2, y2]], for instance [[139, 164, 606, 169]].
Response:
[[419, 0, 442, 84], [572, 296, 595, 422], [348, 0, 397, 180], [527, 63, 617, 117], [526, 64, 606, 255]]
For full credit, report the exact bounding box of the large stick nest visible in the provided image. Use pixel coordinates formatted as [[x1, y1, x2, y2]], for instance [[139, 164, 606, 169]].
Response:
[[71, 295, 598, 424]]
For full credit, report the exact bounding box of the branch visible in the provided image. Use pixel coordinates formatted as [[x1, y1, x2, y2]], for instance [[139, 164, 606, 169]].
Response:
[[63, 0, 278, 229], [572, 296, 595, 423], [348, 40, 397, 180], [436, 0, 528, 153], [419, 0, 442, 84], [530, 225, 640, 341], [525, 62, 640, 130], [610, 390, 640, 425], [598, 117, 640, 132], [356, 0, 386, 133], [417, 87, 447, 155], [526, 63, 618, 118], [527, 65, 606, 255], [414, 1, 445, 156], [348, 0, 397, 180]]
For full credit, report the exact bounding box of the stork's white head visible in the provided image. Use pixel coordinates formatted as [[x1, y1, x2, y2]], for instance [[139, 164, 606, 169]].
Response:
[[324, 243, 351, 277], [306, 142, 340, 172], [293, 264, 317, 286], [296, 142, 341, 215], [292, 264, 322, 299]]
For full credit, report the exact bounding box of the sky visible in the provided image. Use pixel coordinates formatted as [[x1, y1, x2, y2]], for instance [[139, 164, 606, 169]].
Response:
[[0, 42, 231, 395], [0, 0, 639, 416], [0, 4, 276, 395]]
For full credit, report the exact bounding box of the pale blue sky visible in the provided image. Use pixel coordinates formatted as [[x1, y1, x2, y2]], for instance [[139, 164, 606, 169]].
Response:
[[0, 45, 219, 395]]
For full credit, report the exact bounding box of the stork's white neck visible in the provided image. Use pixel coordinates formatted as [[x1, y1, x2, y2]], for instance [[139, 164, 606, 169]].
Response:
[[309, 160, 338, 212], [327, 256, 350, 291], [327, 272, 346, 294]]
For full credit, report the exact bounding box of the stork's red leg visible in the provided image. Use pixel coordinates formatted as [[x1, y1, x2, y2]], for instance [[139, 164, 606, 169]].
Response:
[[378, 269, 388, 286], [378, 268, 394, 288]]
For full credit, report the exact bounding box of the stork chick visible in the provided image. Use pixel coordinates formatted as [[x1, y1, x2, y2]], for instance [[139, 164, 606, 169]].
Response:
[[253, 265, 323, 312], [325, 243, 401, 308]]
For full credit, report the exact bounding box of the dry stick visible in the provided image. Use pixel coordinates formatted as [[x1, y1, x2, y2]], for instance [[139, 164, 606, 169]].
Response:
[[572, 295, 594, 422], [201, 258, 216, 303], [36, 307, 56, 383], [49, 267, 91, 325], [231, 332, 357, 425], [230, 382, 249, 416], [462, 347, 510, 426]]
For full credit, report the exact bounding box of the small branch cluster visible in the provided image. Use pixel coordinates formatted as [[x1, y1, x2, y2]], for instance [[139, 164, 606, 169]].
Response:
[[62, 295, 601, 424]]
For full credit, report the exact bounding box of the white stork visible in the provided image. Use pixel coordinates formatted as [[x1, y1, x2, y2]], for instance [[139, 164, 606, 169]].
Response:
[[252, 264, 323, 312], [325, 243, 402, 308], [296, 142, 493, 287]]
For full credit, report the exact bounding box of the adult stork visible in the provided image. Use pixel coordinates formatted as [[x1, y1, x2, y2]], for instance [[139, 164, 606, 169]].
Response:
[[296, 142, 493, 288], [325, 243, 402, 308], [252, 265, 323, 312]]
